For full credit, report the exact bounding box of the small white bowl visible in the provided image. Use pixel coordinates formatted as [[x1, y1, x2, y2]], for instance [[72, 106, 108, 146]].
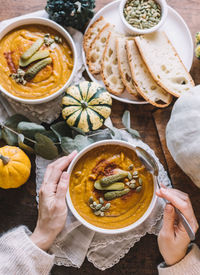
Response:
[[119, 0, 168, 35], [66, 140, 158, 235], [0, 17, 77, 104]]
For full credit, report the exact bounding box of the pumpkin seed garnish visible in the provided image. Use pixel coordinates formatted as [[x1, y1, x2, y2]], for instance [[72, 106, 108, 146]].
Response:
[[100, 212, 105, 217], [99, 197, 104, 204], [139, 178, 143, 186], [105, 203, 111, 210], [136, 186, 142, 193], [96, 204, 102, 210], [10, 68, 27, 85], [123, 0, 161, 30], [128, 164, 134, 170], [44, 33, 55, 46], [94, 210, 101, 216], [130, 183, 136, 189], [127, 172, 133, 180], [89, 196, 94, 204]]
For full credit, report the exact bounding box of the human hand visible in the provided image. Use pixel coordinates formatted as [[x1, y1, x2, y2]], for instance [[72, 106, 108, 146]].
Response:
[[156, 187, 199, 266], [30, 151, 77, 251]]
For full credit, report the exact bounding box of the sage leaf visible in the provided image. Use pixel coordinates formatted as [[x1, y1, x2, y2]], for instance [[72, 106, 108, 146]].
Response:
[[1, 114, 30, 145], [104, 117, 122, 140], [50, 121, 72, 141], [71, 126, 86, 136], [61, 135, 93, 154], [89, 128, 112, 142], [122, 110, 141, 139], [34, 133, 58, 160], [17, 122, 46, 139], [122, 110, 131, 129], [18, 134, 34, 153], [42, 130, 59, 143]]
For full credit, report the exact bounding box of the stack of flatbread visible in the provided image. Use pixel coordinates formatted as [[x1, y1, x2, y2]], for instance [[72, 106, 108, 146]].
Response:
[[83, 16, 194, 108]]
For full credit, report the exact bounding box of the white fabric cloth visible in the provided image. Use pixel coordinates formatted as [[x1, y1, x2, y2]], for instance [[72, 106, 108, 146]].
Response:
[[0, 10, 171, 271]]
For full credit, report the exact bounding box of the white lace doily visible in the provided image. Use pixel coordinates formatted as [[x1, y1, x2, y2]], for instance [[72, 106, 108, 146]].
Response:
[[0, 10, 85, 124], [35, 130, 171, 270]]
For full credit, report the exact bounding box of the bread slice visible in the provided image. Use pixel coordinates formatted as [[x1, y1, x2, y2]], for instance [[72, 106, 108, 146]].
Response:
[[83, 16, 107, 63], [126, 39, 172, 107], [101, 32, 125, 96], [88, 23, 114, 75], [116, 37, 140, 100], [134, 32, 195, 97]]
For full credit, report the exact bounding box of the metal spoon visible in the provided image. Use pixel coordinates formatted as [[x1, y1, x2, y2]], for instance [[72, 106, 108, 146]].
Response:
[[135, 146, 195, 241]]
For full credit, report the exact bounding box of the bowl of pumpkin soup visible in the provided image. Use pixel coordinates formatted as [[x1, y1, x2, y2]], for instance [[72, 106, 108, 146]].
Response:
[[67, 140, 158, 234], [0, 17, 77, 104]]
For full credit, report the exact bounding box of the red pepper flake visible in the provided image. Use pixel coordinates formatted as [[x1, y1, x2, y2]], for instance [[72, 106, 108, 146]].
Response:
[[4, 52, 17, 73], [92, 159, 117, 177]]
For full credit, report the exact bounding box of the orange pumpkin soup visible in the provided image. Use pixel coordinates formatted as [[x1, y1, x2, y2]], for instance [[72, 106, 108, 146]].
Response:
[[0, 25, 73, 99], [70, 145, 154, 229]]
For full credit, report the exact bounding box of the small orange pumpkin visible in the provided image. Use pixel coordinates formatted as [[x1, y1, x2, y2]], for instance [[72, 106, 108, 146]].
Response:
[[0, 146, 31, 189]]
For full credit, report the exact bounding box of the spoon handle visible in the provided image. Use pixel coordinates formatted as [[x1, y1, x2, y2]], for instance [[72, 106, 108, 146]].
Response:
[[175, 208, 196, 241]]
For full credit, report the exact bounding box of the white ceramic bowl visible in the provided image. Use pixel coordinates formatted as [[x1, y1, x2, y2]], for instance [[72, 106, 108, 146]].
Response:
[[67, 140, 158, 234], [119, 0, 168, 35], [0, 17, 77, 104]]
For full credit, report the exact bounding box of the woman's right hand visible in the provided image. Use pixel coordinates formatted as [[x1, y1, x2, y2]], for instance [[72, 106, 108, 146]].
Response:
[[156, 187, 199, 266]]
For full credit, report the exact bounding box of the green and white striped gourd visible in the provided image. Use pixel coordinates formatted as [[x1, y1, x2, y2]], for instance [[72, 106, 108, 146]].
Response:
[[62, 81, 112, 132]]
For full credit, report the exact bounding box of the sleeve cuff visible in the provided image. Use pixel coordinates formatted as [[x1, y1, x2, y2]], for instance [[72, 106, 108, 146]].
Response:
[[0, 226, 55, 274], [158, 244, 200, 275]]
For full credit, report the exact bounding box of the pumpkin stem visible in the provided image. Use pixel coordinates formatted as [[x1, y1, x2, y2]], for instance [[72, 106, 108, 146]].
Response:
[[0, 154, 10, 165], [81, 100, 88, 109]]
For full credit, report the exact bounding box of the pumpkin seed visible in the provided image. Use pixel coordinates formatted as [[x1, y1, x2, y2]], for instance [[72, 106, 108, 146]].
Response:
[[89, 196, 94, 204], [90, 204, 95, 210], [25, 57, 52, 81], [100, 206, 106, 212], [100, 171, 128, 186], [130, 179, 136, 184], [130, 183, 136, 189], [94, 181, 125, 191], [21, 38, 43, 60], [105, 203, 111, 210], [136, 186, 142, 193], [139, 178, 143, 186], [104, 189, 130, 201], [99, 197, 104, 204], [19, 50, 50, 67], [93, 202, 97, 207], [100, 212, 105, 217], [127, 172, 133, 180], [94, 210, 101, 216], [96, 204, 102, 210], [128, 164, 134, 170]]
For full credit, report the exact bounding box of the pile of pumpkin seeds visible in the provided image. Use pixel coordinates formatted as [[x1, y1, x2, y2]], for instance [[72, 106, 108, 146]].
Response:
[[123, 0, 161, 30], [89, 196, 111, 216]]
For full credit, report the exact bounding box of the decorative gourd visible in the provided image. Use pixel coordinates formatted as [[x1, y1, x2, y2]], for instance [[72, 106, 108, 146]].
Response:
[[0, 146, 31, 189], [166, 85, 200, 188], [62, 81, 112, 132]]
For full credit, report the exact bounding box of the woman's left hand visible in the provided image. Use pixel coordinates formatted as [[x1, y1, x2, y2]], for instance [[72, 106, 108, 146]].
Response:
[[30, 151, 77, 251]]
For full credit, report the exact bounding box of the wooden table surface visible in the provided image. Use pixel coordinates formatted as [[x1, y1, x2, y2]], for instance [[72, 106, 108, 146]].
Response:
[[0, 0, 199, 274]]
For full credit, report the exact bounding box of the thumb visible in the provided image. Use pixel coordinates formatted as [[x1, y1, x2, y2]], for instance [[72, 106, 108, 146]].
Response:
[[56, 172, 69, 200], [162, 204, 176, 234]]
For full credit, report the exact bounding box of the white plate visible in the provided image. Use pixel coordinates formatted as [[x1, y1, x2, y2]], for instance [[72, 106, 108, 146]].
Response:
[[83, 0, 194, 105]]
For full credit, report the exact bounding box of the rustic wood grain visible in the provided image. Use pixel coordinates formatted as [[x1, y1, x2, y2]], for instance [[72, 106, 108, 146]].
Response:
[[0, 0, 199, 274]]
